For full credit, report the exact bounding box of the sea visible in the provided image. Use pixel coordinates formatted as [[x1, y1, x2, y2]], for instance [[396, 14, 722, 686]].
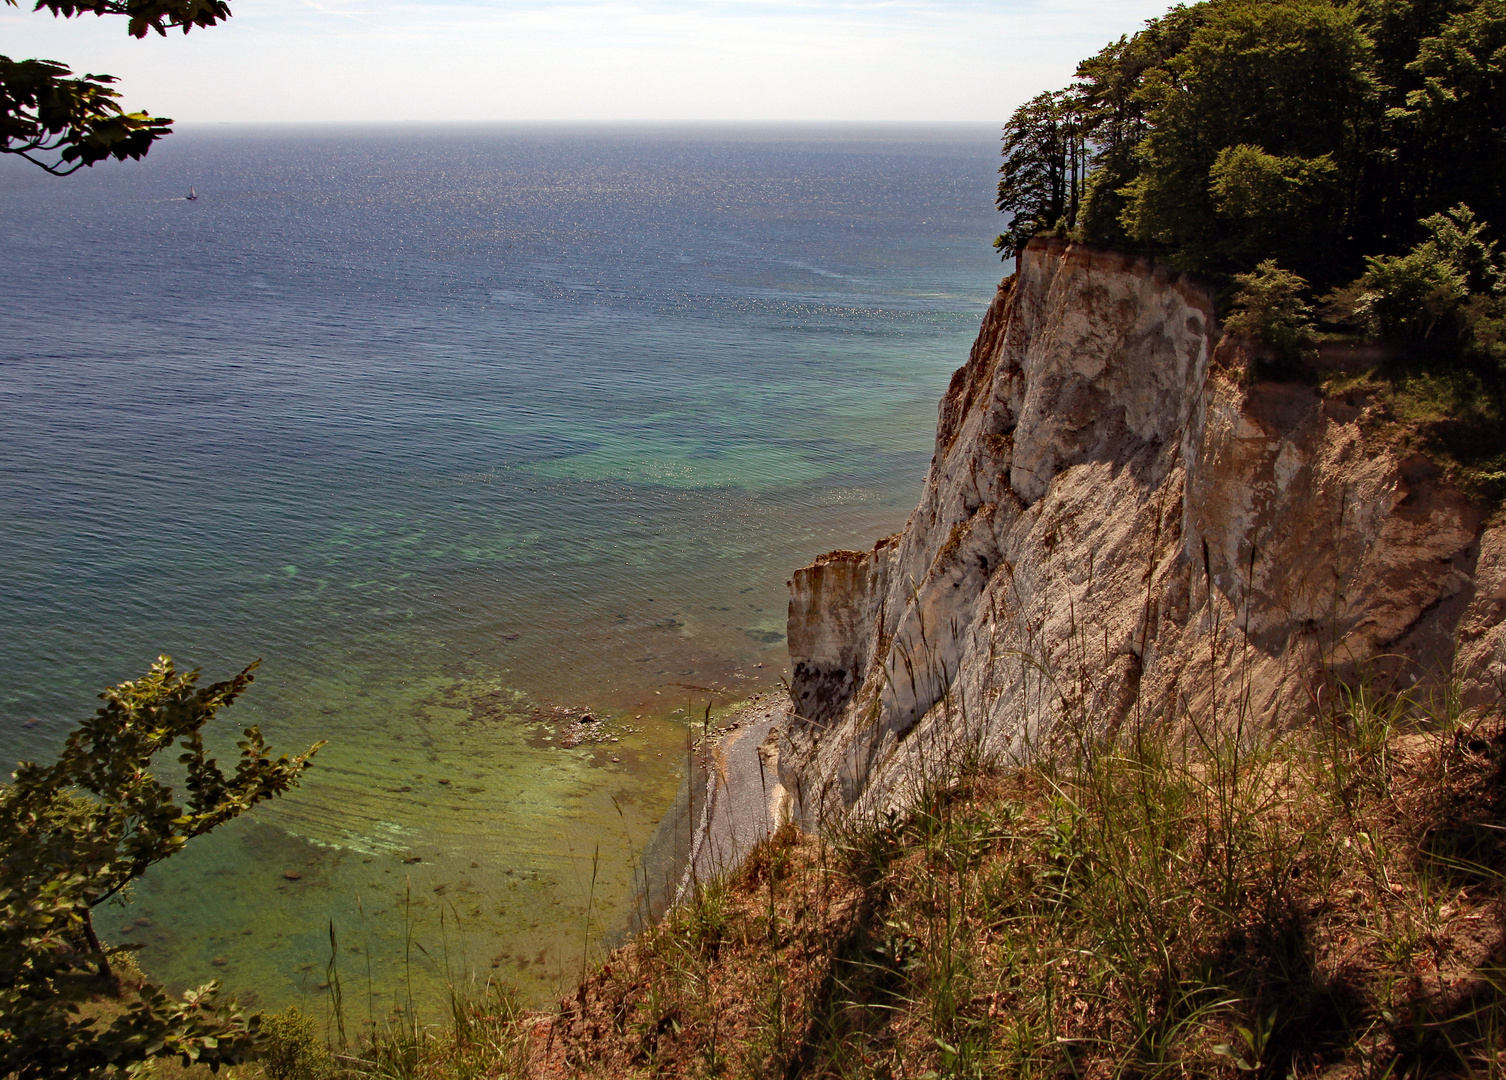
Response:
[[0, 123, 1004, 1016]]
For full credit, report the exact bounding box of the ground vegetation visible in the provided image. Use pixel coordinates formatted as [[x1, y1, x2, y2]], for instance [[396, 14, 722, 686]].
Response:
[[510, 679, 1506, 1078], [218, 660, 1506, 1079]]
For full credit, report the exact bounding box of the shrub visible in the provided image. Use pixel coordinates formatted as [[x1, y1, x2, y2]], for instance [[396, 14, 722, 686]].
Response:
[[260, 1007, 336, 1080], [1223, 259, 1317, 360], [1420, 202, 1504, 297], [1327, 205, 1503, 341], [1342, 247, 1469, 340]]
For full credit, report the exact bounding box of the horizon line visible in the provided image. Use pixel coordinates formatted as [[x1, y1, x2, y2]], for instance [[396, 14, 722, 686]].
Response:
[[170, 118, 1004, 128]]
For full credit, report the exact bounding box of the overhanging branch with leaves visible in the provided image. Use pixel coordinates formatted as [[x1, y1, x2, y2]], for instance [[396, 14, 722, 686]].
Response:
[[1, 0, 232, 174]]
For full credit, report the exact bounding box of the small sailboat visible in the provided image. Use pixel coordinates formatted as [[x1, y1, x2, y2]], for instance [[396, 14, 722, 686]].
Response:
[[186, 187, 198, 201]]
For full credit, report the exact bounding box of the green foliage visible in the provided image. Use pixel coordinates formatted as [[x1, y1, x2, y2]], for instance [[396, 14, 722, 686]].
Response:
[[356, 980, 530, 1080], [992, 0, 1506, 466], [1463, 292, 1506, 371], [1327, 204, 1504, 340], [1119, 0, 1373, 267], [1071, 4, 1209, 246], [993, 90, 1091, 259], [1314, 205, 1506, 502], [1224, 259, 1319, 360], [26, 0, 232, 41], [0, 56, 171, 175], [260, 1007, 336, 1080], [2, 0, 232, 174], [1387, 0, 1506, 226], [0, 656, 324, 1078], [1208, 145, 1338, 257], [997, 0, 1506, 287], [1419, 202, 1504, 297], [1342, 245, 1468, 339]]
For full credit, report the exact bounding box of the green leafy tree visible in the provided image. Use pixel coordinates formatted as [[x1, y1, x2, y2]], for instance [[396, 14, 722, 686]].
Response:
[[0, 656, 324, 1078], [1340, 246, 1468, 339], [994, 89, 1091, 259], [1327, 204, 1502, 339], [2, 0, 231, 174], [1072, 3, 1210, 246], [1118, 0, 1374, 270], [1208, 144, 1339, 251], [996, 0, 1506, 285], [1418, 202, 1505, 296], [1224, 259, 1319, 359], [1388, 0, 1506, 233]]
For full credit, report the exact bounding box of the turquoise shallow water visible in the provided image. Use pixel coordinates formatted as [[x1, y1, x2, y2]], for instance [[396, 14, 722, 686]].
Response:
[[0, 123, 1003, 1014]]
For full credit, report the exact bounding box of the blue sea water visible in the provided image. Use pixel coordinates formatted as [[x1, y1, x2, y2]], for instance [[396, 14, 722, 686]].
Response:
[[0, 123, 1004, 1011]]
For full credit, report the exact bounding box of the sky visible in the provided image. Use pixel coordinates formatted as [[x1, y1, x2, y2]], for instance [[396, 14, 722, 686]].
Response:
[[2, 0, 1173, 123]]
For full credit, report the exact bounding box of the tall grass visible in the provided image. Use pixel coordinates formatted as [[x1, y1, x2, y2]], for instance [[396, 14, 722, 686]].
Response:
[[529, 652, 1506, 1079]]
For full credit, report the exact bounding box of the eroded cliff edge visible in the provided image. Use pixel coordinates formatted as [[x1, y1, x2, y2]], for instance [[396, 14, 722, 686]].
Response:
[[779, 238, 1506, 824]]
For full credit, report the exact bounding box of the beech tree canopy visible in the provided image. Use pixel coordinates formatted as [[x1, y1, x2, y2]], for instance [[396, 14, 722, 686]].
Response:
[[996, 0, 1506, 290], [1, 0, 230, 174]]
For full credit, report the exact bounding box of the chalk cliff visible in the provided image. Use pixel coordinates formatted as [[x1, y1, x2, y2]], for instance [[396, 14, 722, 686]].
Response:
[[779, 238, 1506, 824]]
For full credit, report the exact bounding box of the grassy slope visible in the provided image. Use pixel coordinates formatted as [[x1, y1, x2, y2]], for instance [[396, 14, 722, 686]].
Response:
[[521, 681, 1506, 1079]]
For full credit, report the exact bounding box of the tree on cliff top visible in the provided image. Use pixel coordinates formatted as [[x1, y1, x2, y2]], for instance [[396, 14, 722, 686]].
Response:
[[997, 0, 1506, 289], [992, 90, 1091, 258], [0, 656, 323, 1078], [2, 0, 231, 175]]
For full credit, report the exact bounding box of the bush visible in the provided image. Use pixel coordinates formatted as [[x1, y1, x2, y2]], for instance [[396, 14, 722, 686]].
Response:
[[1223, 259, 1317, 360], [1464, 293, 1506, 372], [1421, 203, 1503, 297], [1342, 247, 1469, 340], [260, 1007, 337, 1080], [1327, 204, 1503, 341]]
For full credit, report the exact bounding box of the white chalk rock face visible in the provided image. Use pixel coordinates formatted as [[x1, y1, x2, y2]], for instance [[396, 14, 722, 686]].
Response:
[[780, 238, 1506, 824]]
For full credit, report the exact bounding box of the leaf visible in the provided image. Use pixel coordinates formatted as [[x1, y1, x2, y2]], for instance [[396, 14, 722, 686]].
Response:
[[1212, 1043, 1256, 1071]]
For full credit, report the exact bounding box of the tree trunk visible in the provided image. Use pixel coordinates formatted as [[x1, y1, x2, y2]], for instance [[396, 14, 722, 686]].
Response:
[[80, 910, 119, 995]]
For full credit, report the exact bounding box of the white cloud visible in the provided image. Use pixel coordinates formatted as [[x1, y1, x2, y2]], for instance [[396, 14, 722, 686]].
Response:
[[1, 0, 1172, 121]]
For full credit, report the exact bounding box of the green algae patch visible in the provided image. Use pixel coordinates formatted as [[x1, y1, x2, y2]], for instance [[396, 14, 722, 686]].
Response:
[[105, 672, 691, 1013]]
